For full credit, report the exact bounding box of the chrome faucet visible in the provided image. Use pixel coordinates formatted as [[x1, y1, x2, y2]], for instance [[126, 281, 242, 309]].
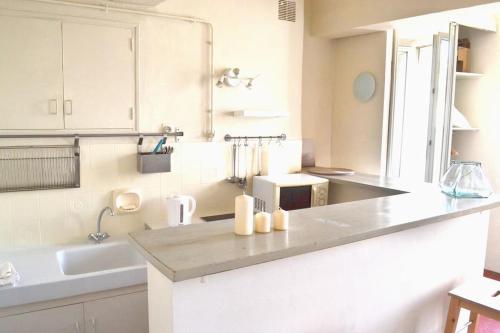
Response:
[[88, 206, 114, 243]]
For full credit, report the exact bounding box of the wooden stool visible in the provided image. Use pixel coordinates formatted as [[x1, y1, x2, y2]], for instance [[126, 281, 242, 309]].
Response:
[[444, 277, 500, 333]]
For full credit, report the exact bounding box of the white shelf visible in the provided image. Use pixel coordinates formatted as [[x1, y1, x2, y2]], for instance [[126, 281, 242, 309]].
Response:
[[232, 110, 289, 118], [452, 127, 479, 132], [456, 72, 483, 79]]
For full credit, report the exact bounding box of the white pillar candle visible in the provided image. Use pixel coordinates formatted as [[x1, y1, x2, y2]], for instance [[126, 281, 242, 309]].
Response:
[[254, 212, 271, 233], [273, 208, 289, 231], [234, 194, 254, 235]]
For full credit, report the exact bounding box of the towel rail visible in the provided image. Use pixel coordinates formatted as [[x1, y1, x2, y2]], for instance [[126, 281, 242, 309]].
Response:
[[224, 134, 286, 142], [0, 132, 183, 140]]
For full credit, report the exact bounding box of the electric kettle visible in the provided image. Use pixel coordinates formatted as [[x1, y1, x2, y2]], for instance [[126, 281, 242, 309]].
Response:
[[166, 195, 196, 226]]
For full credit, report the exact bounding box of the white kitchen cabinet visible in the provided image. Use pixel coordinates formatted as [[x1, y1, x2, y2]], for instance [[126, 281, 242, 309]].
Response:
[[0, 303, 84, 333], [0, 15, 136, 131], [0, 291, 148, 333], [83, 291, 148, 333], [62, 22, 136, 130], [0, 15, 64, 130]]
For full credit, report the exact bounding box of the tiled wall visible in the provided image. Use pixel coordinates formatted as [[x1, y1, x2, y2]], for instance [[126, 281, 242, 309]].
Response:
[[0, 140, 301, 249], [0, 0, 305, 249]]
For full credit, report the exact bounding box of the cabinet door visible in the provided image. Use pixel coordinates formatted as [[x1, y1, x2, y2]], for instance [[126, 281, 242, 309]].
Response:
[[0, 303, 84, 333], [0, 15, 64, 129], [62, 22, 136, 130], [84, 291, 148, 333]]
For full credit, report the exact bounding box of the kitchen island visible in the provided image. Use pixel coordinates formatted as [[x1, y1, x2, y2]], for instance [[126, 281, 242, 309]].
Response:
[[129, 174, 500, 333]]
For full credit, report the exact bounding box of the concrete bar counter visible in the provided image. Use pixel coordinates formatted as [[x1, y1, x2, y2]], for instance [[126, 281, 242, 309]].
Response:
[[129, 173, 500, 333]]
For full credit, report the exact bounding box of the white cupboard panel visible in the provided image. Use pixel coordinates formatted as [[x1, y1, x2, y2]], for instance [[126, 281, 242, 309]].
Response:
[[84, 291, 148, 333], [62, 22, 136, 130], [0, 16, 64, 129], [0, 303, 84, 333]]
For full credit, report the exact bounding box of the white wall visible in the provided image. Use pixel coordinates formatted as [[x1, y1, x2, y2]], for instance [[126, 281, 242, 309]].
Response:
[[453, 20, 500, 272], [0, 0, 304, 249], [302, 19, 393, 174], [310, 0, 499, 38], [330, 31, 392, 174], [301, 0, 334, 167]]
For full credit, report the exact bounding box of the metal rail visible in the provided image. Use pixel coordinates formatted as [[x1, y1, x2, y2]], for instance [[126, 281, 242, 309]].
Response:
[[0, 132, 183, 139], [224, 134, 286, 142]]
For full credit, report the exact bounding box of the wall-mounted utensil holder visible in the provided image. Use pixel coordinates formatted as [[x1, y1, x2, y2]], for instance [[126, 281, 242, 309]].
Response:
[[137, 136, 172, 174], [0, 140, 80, 193], [225, 133, 287, 189]]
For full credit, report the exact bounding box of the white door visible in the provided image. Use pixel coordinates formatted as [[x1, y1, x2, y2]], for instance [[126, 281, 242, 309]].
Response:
[[0, 15, 64, 129], [0, 303, 84, 333], [84, 291, 148, 333], [62, 22, 136, 130]]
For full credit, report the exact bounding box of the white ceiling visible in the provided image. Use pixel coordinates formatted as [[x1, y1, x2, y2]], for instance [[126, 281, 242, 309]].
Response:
[[362, 2, 500, 40]]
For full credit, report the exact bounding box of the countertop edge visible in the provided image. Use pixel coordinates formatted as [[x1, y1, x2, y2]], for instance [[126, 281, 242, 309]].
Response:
[[131, 200, 498, 282], [129, 234, 176, 281]]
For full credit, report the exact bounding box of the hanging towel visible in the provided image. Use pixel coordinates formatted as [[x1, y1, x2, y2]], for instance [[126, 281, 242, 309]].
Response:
[[0, 262, 20, 287]]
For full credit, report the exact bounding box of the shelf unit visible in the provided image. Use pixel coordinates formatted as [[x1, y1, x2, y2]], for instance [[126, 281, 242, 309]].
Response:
[[447, 24, 496, 170], [231, 110, 289, 118], [452, 127, 479, 132], [456, 72, 483, 79]]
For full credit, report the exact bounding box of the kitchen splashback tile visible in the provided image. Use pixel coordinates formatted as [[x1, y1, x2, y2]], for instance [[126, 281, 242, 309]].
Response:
[[88, 144, 120, 190], [13, 219, 41, 248], [0, 139, 302, 249], [0, 195, 13, 249], [11, 191, 39, 221]]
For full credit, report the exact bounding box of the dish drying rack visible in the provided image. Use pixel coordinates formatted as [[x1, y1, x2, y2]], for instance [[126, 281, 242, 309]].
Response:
[[225, 133, 286, 189], [0, 130, 183, 192], [0, 143, 80, 192]]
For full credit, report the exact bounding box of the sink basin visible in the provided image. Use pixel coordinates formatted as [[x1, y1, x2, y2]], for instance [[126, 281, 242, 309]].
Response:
[[57, 242, 145, 275]]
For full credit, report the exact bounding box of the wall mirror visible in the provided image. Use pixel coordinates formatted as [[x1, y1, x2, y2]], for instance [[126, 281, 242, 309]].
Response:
[[353, 72, 376, 102]]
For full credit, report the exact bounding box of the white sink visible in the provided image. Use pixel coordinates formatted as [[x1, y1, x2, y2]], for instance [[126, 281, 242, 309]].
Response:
[[57, 242, 145, 275]]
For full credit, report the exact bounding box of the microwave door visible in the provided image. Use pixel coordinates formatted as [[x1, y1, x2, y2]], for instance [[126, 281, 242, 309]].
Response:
[[279, 185, 312, 211]]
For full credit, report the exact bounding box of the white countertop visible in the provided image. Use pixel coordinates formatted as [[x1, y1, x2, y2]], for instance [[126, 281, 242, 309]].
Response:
[[0, 238, 146, 309]]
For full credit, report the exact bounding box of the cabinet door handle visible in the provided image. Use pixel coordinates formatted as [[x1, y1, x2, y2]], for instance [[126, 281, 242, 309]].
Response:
[[90, 317, 96, 333], [64, 100, 73, 115], [48, 99, 58, 115], [74, 321, 80, 333]]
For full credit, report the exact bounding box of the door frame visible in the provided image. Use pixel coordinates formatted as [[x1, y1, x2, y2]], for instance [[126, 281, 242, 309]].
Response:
[[424, 32, 451, 183], [439, 23, 459, 179]]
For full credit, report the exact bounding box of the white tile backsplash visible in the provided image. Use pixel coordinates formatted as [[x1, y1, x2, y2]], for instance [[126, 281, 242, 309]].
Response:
[[0, 140, 301, 249]]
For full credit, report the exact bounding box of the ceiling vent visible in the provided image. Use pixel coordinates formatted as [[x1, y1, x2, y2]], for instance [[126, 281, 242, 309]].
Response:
[[278, 0, 296, 22]]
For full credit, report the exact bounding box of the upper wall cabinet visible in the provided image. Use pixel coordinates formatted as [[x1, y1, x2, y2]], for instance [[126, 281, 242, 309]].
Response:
[[0, 16, 64, 130], [0, 15, 137, 131], [63, 22, 136, 130]]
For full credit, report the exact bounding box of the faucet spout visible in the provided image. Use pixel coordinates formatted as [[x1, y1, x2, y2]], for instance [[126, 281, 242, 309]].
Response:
[[89, 206, 114, 243]]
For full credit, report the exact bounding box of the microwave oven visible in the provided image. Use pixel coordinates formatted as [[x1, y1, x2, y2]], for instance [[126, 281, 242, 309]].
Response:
[[252, 173, 329, 213]]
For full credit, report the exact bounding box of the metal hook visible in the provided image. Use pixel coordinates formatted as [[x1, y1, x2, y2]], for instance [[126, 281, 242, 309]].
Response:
[[277, 135, 284, 147], [137, 135, 144, 153], [174, 127, 180, 143], [73, 135, 80, 157]]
